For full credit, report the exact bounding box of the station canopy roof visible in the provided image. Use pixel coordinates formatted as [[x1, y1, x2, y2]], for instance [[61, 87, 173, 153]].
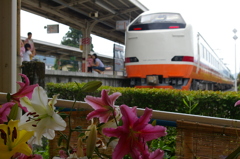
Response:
[[21, 36, 114, 65], [21, 0, 148, 44]]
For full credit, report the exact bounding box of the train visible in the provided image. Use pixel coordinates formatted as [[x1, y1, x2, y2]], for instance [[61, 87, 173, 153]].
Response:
[[124, 11, 234, 90]]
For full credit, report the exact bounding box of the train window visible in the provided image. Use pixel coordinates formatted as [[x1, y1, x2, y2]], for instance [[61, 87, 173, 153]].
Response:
[[129, 13, 186, 31], [206, 50, 208, 60], [200, 44, 204, 58], [204, 48, 207, 59]]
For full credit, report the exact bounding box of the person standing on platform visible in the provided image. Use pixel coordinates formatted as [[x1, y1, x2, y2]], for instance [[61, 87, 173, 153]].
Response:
[[22, 43, 34, 62], [92, 53, 105, 74], [24, 32, 36, 60], [87, 54, 93, 73], [20, 40, 25, 62]]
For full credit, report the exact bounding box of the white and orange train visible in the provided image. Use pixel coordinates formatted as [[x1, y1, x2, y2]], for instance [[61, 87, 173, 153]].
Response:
[[125, 12, 234, 90]]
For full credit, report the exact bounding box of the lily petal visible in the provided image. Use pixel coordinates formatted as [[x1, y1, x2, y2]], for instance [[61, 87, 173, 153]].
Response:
[[0, 120, 34, 158], [19, 86, 66, 146], [85, 89, 121, 123], [234, 100, 240, 107], [0, 102, 15, 123], [87, 108, 112, 123], [112, 134, 131, 159], [103, 105, 167, 158]]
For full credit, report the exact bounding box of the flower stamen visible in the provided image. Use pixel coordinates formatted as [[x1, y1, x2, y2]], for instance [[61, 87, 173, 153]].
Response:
[[12, 127, 17, 142], [0, 129, 7, 145]]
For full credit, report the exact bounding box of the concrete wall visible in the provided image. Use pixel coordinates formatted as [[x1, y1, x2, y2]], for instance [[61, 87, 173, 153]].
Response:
[[45, 70, 130, 87]]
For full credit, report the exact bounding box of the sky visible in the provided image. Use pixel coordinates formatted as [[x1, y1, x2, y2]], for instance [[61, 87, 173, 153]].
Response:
[[21, 0, 240, 75]]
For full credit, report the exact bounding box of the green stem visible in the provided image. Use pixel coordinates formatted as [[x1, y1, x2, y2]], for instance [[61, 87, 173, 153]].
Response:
[[112, 108, 118, 126], [66, 98, 77, 154], [58, 131, 68, 140], [94, 148, 111, 159]]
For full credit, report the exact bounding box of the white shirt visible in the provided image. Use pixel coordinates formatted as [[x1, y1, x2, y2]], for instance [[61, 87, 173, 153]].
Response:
[[23, 50, 32, 62]]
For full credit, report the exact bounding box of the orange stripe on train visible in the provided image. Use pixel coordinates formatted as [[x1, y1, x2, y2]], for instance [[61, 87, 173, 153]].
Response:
[[126, 64, 232, 85]]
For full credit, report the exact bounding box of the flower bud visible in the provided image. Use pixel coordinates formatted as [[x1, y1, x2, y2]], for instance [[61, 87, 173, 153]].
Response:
[[81, 81, 102, 92], [76, 137, 84, 158], [86, 124, 97, 158]]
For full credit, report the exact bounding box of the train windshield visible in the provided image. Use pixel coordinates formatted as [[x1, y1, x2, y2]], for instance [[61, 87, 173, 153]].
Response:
[[129, 13, 186, 31]]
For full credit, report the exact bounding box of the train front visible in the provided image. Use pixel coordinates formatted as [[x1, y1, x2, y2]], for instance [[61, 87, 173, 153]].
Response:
[[125, 12, 196, 90]]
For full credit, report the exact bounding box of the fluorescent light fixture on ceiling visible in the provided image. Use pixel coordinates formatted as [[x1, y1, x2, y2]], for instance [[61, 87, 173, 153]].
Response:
[[95, 0, 116, 14]]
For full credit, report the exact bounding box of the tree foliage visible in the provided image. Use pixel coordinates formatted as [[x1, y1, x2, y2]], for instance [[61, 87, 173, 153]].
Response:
[[61, 27, 82, 48], [61, 27, 94, 51], [56, 27, 94, 72]]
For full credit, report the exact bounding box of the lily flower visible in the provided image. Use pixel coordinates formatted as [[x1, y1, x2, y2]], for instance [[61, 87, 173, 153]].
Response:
[[84, 89, 121, 123], [4, 74, 38, 112], [0, 120, 34, 159], [11, 74, 38, 101], [103, 105, 167, 159], [234, 100, 240, 107], [18, 86, 67, 145], [0, 102, 14, 123]]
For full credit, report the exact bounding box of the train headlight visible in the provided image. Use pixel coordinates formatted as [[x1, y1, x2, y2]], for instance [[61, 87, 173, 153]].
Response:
[[146, 75, 159, 85], [125, 57, 139, 63], [171, 56, 194, 62]]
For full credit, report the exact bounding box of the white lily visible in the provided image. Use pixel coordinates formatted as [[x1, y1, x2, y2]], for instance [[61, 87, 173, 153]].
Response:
[[18, 86, 66, 145]]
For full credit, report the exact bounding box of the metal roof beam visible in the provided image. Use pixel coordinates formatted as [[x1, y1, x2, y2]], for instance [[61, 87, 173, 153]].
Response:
[[55, 0, 91, 10], [52, 0, 116, 30], [21, 0, 86, 29]]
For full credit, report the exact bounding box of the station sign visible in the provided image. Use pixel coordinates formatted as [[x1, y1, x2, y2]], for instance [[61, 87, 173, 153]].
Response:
[[46, 24, 59, 33], [116, 20, 130, 30], [113, 44, 125, 72]]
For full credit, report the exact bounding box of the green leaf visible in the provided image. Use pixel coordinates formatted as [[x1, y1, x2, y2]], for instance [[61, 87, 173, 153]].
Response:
[[226, 146, 240, 159], [78, 132, 85, 138], [182, 98, 189, 107], [8, 104, 19, 120], [73, 126, 83, 132], [7, 93, 11, 102], [58, 135, 64, 147], [59, 113, 69, 119]]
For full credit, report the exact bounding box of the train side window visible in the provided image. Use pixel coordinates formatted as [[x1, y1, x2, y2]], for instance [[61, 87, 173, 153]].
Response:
[[203, 47, 206, 59], [206, 50, 208, 61], [200, 44, 204, 58], [210, 54, 212, 64]]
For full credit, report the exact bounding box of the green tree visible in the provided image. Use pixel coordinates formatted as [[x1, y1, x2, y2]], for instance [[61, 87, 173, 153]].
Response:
[[61, 27, 82, 48], [61, 27, 94, 51], [54, 27, 94, 71]]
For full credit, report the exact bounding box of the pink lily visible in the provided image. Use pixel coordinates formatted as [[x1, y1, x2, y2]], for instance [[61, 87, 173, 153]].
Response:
[[4, 74, 38, 112], [138, 145, 164, 159], [84, 89, 121, 123], [103, 105, 167, 159], [0, 102, 15, 124], [11, 74, 38, 108], [235, 100, 240, 107]]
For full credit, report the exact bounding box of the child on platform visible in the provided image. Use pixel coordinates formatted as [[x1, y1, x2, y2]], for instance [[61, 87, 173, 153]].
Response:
[[87, 54, 93, 73], [22, 43, 34, 62]]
